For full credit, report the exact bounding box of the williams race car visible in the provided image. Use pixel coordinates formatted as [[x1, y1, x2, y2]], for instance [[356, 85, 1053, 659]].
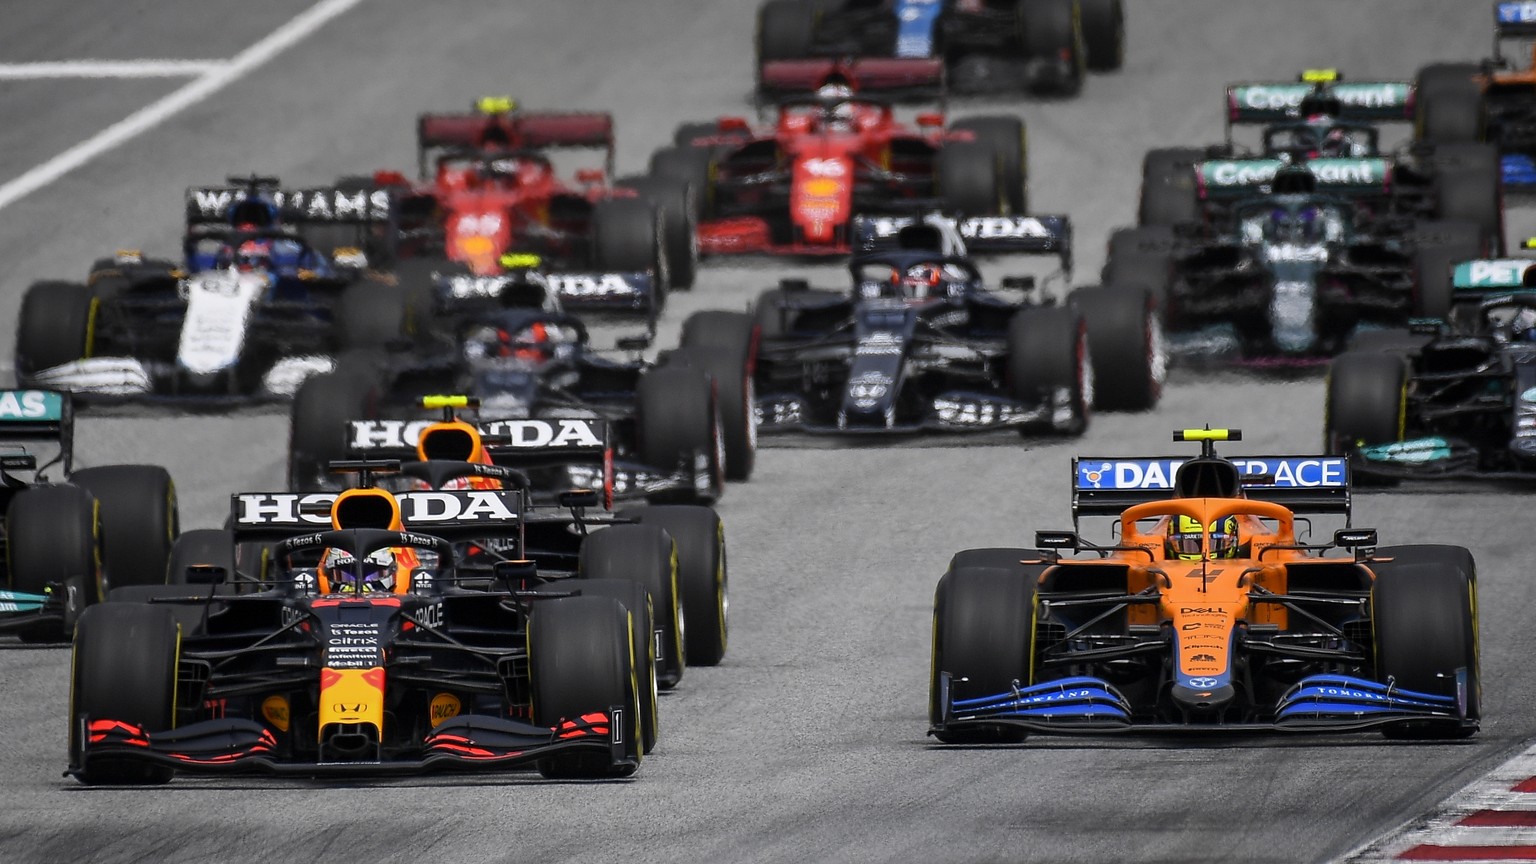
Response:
[[0, 389, 179, 641], [754, 0, 1124, 96], [15, 177, 417, 401], [70, 480, 649, 783], [930, 428, 1479, 741], [1326, 245, 1536, 480]]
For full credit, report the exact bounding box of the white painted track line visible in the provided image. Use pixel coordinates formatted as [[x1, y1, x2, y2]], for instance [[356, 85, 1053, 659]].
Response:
[[0, 0, 369, 212], [0, 60, 225, 79]]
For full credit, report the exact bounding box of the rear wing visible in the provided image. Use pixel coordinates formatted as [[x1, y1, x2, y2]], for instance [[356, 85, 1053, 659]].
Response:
[[1195, 157, 1391, 199], [230, 489, 523, 540], [1452, 258, 1536, 294], [348, 417, 607, 460], [0, 390, 72, 473], [184, 186, 395, 226], [1071, 455, 1351, 521], [1497, 1, 1536, 37], [416, 109, 614, 178], [757, 57, 946, 102], [1225, 81, 1414, 125], [852, 214, 1072, 268]]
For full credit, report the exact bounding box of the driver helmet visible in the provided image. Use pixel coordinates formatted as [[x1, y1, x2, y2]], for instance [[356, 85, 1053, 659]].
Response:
[[816, 78, 854, 102], [1271, 165, 1318, 196], [892, 262, 943, 300], [463, 321, 570, 362], [323, 547, 399, 594], [1166, 515, 1240, 561], [233, 238, 273, 271]]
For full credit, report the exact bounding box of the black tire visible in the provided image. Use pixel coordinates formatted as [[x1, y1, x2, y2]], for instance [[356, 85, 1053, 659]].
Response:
[[930, 565, 1035, 743], [1371, 552, 1479, 738], [576, 578, 660, 755], [166, 528, 236, 587], [1431, 143, 1503, 256], [1324, 352, 1406, 453], [936, 141, 1002, 216], [69, 603, 180, 784], [288, 353, 382, 491], [1101, 225, 1175, 312], [679, 310, 759, 481], [1415, 63, 1484, 144], [15, 281, 93, 378], [1007, 305, 1089, 436], [592, 197, 666, 306], [756, 0, 815, 63], [949, 117, 1027, 214], [649, 146, 716, 222], [1139, 148, 1203, 227], [1070, 284, 1162, 412], [636, 362, 723, 503], [69, 465, 178, 593], [1079, 0, 1124, 72], [579, 524, 685, 690], [633, 506, 728, 667], [616, 176, 697, 291], [1019, 0, 1086, 96], [335, 277, 421, 350], [1411, 220, 1482, 319], [6, 483, 97, 642], [528, 595, 642, 778]]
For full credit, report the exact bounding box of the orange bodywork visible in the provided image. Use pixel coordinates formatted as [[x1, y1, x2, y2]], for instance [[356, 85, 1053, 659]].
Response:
[[415, 420, 503, 490]]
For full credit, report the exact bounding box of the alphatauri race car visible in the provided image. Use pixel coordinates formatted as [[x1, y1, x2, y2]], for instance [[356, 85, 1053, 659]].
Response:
[[0, 389, 179, 641], [70, 477, 649, 783], [754, 0, 1124, 96], [15, 177, 417, 401], [930, 429, 1479, 740]]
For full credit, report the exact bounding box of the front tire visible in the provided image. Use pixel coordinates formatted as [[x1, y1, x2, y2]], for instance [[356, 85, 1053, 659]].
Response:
[[16, 281, 93, 379], [1371, 549, 1479, 738], [6, 483, 98, 641], [529, 595, 642, 778], [931, 564, 1036, 744], [679, 311, 759, 482], [1070, 284, 1162, 412], [1324, 352, 1406, 454], [69, 603, 181, 785], [1008, 306, 1090, 436]]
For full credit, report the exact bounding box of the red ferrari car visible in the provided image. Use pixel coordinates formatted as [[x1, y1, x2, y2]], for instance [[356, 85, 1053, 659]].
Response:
[[647, 59, 1031, 256]]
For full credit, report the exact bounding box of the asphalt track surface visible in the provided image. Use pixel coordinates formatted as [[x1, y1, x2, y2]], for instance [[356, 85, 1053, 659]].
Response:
[[0, 2, 1522, 863]]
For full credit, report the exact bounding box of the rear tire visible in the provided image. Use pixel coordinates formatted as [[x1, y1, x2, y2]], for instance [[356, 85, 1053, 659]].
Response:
[[633, 506, 729, 667], [930, 565, 1035, 744], [616, 176, 697, 291], [636, 362, 722, 503], [1101, 225, 1175, 311], [16, 281, 93, 378], [1431, 143, 1503, 256], [69, 603, 180, 785], [756, 0, 816, 63], [592, 197, 667, 308], [1007, 306, 1089, 436], [1019, 0, 1086, 96], [1372, 552, 1479, 738], [69, 466, 177, 593], [948, 117, 1027, 214], [288, 353, 382, 491], [679, 310, 759, 481], [937, 141, 1002, 215], [1080, 0, 1124, 72], [335, 277, 425, 349], [1138, 148, 1203, 227], [1324, 352, 1406, 453], [529, 595, 641, 778], [1411, 220, 1482, 319], [1070, 284, 1162, 412], [6, 483, 97, 642], [1415, 63, 1484, 144]]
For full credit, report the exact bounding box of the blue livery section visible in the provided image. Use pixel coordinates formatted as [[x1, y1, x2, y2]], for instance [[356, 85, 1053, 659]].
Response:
[[1498, 1, 1536, 26], [1503, 154, 1536, 190], [893, 0, 943, 58], [1074, 456, 1348, 491]]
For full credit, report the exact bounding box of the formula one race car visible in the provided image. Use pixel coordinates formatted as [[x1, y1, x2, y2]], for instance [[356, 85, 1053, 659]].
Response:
[[69, 480, 649, 783], [754, 0, 1124, 96], [352, 98, 693, 315], [1415, 2, 1536, 190], [647, 63, 1042, 256], [1325, 246, 1536, 481], [0, 390, 179, 641], [732, 215, 1159, 436], [287, 307, 756, 500], [15, 177, 418, 401], [930, 428, 1479, 741]]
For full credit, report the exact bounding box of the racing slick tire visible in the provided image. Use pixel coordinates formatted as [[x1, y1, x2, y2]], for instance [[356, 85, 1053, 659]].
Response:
[[1371, 550, 1480, 738], [756, 0, 816, 63], [575, 578, 660, 754], [937, 141, 1003, 216], [1019, 0, 1086, 96], [335, 277, 424, 350], [1324, 351, 1406, 454], [288, 352, 383, 491], [636, 361, 724, 504], [593, 196, 667, 308], [1101, 225, 1175, 311], [1138, 148, 1204, 227], [5, 483, 97, 642], [679, 310, 759, 481], [1080, 0, 1125, 72], [617, 175, 698, 291], [1411, 220, 1482, 319], [69, 465, 178, 593], [1007, 305, 1090, 436], [649, 146, 716, 221], [1430, 143, 1503, 256], [930, 564, 1037, 744], [1415, 63, 1484, 144], [949, 117, 1028, 214], [69, 603, 180, 785], [753, 287, 842, 340], [1069, 284, 1163, 412], [165, 528, 238, 589], [529, 595, 643, 778], [579, 524, 684, 690], [633, 505, 729, 667], [15, 281, 93, 379]]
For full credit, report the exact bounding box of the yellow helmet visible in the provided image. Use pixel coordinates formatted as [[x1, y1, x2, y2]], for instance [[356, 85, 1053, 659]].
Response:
[[1167, 515, 1240, 560]]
